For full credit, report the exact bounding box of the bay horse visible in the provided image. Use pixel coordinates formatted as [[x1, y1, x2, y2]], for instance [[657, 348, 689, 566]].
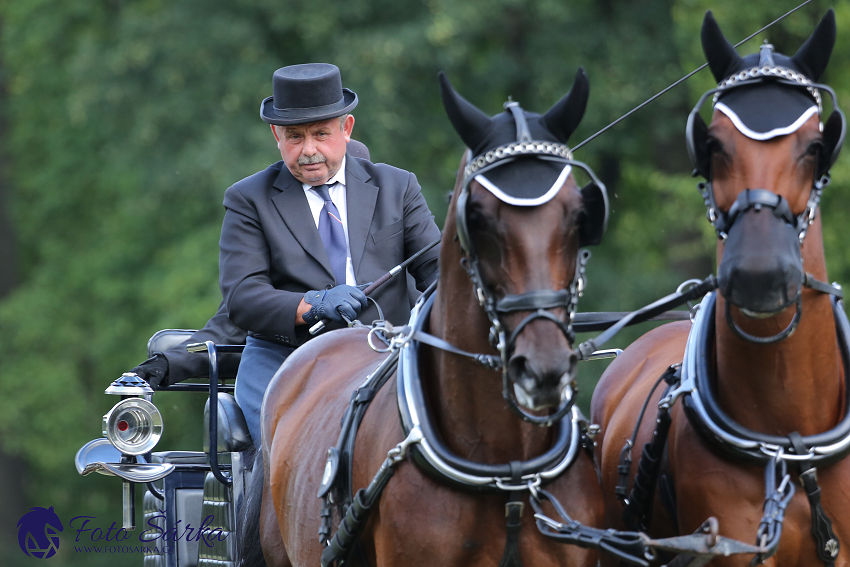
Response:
[[240, 68, 609, 567], [592, 10, 850, 567]]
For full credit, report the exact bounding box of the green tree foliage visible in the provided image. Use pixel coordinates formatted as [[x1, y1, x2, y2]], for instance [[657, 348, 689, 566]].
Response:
[[0, 0, 846, 564]]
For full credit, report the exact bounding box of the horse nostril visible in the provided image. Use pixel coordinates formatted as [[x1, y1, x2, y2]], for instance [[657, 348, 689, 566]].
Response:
[[507, 355, 529, 383], [507, 354, 575, 387]]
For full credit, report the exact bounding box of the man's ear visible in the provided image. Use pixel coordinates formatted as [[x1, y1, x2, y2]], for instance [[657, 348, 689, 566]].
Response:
[[343, 114, 355, 142], [271, 124, 281, 142]]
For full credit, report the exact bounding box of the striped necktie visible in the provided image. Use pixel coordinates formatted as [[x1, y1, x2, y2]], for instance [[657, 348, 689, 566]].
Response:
[[314, 184, 348, 284]]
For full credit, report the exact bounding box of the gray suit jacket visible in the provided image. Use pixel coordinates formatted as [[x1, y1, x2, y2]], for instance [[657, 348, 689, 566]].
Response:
[[219, 154, 441, 347]]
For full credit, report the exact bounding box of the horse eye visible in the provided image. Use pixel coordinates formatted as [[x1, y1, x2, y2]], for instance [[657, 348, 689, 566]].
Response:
[[466, 203, 489, 227], [706, 136, 724, 155], [805, 140, 824, 157]]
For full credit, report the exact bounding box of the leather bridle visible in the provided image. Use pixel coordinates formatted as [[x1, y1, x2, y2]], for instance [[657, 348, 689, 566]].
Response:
[[455, 101, 608, 426], [687, 65, 845, 344]]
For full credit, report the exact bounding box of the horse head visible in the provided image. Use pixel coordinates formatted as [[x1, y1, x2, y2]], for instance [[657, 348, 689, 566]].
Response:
[[438, 70, 608, 422], [687, 9, 845, 341]]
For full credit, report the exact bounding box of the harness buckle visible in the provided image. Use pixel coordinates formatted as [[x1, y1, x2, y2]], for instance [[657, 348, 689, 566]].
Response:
[[799, 467, 818, 487], [505, 501, 525, 518]]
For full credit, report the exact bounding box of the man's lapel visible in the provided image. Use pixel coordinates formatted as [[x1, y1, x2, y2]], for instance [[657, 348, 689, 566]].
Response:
[[270, 166, 335, 280], [345, 155, 378, 280]]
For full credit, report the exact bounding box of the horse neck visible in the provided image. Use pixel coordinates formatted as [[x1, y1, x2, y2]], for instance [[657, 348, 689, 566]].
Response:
[[713, 218, 846, 436], [421, 244, 554, 463]]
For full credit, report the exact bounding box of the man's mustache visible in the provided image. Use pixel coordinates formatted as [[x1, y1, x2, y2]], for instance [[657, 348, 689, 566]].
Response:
[[298, 153, 327, 165]]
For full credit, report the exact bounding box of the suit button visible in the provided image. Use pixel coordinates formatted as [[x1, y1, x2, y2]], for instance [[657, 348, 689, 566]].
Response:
[[324, 284, 333, 290]]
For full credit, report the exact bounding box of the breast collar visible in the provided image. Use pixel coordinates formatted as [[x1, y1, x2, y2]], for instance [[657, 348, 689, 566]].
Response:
[[394, 288, 588, 493], [665, 292, 850, 467]]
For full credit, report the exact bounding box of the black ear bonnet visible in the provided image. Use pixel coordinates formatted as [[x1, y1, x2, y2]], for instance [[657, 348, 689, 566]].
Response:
[[439, 70, 609, 250], [687, 10, 846, 180]]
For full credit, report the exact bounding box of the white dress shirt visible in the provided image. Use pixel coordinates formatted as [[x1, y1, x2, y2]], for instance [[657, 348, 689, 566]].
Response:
[[302, 156, 356, 285]]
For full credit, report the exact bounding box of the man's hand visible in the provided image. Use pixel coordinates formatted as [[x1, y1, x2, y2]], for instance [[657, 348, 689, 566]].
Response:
[[302, 285, 368, 325], [128, 353, 169, 389]]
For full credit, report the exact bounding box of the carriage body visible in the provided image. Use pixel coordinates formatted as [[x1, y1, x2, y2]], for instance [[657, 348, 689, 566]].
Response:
[[75, 330, 251, 567]]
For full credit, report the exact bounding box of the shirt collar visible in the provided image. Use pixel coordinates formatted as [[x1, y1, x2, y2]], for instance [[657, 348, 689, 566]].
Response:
[[302, 156, 347, 192]]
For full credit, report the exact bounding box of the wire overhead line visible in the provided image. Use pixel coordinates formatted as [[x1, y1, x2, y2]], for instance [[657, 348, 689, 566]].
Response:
[[572, 0, 816, 151]]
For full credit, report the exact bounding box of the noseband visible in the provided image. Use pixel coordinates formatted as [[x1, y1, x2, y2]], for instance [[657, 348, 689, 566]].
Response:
[[456, 101, 608, 426]]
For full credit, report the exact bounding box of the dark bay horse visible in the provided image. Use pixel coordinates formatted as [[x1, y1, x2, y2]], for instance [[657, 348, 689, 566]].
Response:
[[246, 69, 608, 567], [592, 10, 850, 567]]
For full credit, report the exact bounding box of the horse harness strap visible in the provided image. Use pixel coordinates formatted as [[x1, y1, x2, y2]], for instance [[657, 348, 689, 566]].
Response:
[[318, 287, 592, 567], [407, 327, 502, 370], [787, 432, 840, 565], [616, 365, 681, 532], [615, 292, 850, 565], [498, 461, 526, 567], [397, 289, 589, 489], [576, 276, 718, 360], [318, 345, 403, 567], [678, 293, 850, 466]]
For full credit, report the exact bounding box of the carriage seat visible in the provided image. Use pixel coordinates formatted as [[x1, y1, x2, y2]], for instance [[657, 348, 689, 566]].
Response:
[[147, 328, 197, 358], [203, 393, 252, 453], [147, 328, 243, 383]]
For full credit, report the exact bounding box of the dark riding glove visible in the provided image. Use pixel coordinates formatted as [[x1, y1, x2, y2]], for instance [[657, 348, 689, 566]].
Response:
[[128, 353, 169, 389], [302, 285, 368, 325]]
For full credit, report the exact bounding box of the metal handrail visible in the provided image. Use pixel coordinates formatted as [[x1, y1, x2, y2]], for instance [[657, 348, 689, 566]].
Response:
[[186, 342, 245, 487]]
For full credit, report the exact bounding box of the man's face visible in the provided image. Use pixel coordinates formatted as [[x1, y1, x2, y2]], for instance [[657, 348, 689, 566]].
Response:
[[274, 115, 354, 186]]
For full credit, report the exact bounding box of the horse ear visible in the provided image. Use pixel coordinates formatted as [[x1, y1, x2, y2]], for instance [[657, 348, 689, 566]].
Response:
[[701, 11, 742, 83], [438, 71, 494, 151], [542, 68, 589, 144], [792, 9, 836, 82]]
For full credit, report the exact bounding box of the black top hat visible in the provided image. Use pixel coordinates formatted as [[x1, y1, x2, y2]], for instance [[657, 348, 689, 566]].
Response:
[[260, 63, 358, 126]]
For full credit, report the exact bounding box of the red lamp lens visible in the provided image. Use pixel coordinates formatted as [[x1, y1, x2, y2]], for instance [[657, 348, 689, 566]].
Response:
[[117, 420, 129, 432]]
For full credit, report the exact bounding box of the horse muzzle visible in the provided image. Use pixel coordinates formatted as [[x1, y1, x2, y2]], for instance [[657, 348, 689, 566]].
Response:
[[507, 348, 577, 411], [717, 206, 804, 315]]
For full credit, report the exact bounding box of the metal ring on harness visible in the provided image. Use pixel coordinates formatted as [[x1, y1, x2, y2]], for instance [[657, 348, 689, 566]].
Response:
[[367, 326, 393, 353]]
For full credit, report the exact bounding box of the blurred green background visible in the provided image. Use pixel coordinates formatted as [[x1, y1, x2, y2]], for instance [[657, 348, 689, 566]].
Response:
[[1, 0, 849, 564]]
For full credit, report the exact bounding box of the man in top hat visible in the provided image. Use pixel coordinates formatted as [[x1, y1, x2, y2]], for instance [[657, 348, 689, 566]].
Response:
[[219, 63, 441, 447]]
